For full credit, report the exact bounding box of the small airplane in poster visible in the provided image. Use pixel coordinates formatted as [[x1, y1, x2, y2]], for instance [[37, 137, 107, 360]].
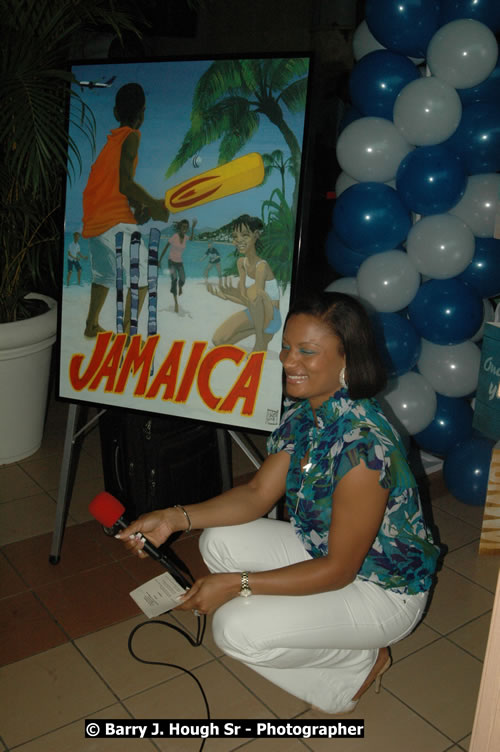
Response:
[[78, 75, 116, 91]]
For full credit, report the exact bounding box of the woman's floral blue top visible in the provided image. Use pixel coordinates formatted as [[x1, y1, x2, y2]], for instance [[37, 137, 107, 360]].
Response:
[[267, 389, 440, 595]]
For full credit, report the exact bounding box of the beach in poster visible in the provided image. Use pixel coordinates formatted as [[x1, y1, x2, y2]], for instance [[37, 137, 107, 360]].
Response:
[[59, 56, 310, 431]]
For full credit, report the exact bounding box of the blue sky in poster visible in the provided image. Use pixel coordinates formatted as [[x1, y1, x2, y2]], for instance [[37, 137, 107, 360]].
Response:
[[65, 58, 308, 235]]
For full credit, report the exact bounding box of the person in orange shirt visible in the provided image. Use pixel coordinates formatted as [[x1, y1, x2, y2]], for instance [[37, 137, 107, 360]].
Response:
[[82, 83, 170, 338]]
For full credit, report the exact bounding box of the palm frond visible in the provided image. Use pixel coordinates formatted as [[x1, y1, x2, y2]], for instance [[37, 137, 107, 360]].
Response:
[[278, 77, 309, 113], [166, 97, 258, 177]]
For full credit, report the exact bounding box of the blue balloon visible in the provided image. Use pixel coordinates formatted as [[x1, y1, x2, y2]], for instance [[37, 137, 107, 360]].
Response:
[[339, 106, 362, 134], [372, 312, 421, 376], [439, 0, 500, 32], [457, 237, 500, 298], [396, 145, 467, 215], [366, 0, 441, 58], [408, 279, 483, 345], [349, 50, 420, 120], [443, 435, 494, 506], [445, 103, 500, 175], [333, 183, 412, 254], [458, 59, 500, 106], [325, 230, 373, 277], [413, 394, 473, 456]]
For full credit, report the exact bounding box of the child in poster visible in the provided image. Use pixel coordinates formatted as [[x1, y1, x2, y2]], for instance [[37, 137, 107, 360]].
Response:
[[81, 82, 170, 338]]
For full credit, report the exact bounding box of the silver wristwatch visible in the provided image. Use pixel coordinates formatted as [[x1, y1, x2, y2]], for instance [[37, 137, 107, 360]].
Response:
[[239, 571, 252, 597]]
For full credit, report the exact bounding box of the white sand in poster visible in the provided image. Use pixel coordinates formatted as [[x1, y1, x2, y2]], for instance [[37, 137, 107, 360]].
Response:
[[59, 275, 289, 432]]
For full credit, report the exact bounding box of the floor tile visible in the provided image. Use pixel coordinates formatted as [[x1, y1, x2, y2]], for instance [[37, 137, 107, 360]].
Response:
[[0, 493, 60, 546], [242, 740, 311, 750], [298, 690, 450, 751], [390, 620, 441, 662], [76, 614, 215, 699], [124, 660, 275, 752], [2, 521, 115, 588], [22, 449, 103, 494], [431, 507, 481, 553], [0, 591, 67, 666], [117, 551, 170, 582], [0, 551, 28, 597], [220, 655, 310, 718], [0, 464, 41, 503], [432, 496, 485, 530], [459, 733, 471, 750], [34, 562, 141, 638], [447, 612, 493, 661], [444, 543, 500, 593], [0, 643, 115, 748], [12, 704, 159, 751], [424, 567, 493, 634], [383, 639, 483, 742]]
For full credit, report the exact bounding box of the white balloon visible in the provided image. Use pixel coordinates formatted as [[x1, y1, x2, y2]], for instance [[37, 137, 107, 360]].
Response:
[[380, 372, 437, 435], [335, 171, 359, 197], [353, 20, 385, 60], [325, 277, 359, 296], [336, 117, 413, 183], [357, 250, 420, 312], [450, 174, 500, 238], [406, 214, 475, 279], [417, 338, 481, 397], [471, 299, 495, 343], [393, 77, 462, 146], [427, 19, 498, 89]]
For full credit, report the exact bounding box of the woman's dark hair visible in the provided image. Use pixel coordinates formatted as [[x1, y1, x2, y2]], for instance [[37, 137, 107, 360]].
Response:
[[287, 291, 387, 399], [114, 83, 145, 124], [232, 214, 263, 234]]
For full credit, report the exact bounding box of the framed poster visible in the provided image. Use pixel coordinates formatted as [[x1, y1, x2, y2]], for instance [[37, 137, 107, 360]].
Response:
[[58, 55, 312, 431]]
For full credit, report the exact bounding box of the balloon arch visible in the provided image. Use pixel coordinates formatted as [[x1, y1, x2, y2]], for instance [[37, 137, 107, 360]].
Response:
[[326, 0, 500, 506]]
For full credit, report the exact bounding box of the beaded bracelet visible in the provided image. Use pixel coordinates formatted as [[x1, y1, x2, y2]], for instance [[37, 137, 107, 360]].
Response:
[[174, 504, 192, 533]]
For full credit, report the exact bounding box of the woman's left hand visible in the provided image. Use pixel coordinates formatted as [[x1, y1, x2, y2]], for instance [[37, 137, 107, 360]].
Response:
[[175, 573, 240, 615]]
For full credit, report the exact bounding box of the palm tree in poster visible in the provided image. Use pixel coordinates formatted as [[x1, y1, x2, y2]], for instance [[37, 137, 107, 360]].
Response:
[[262, 149, 295, 202], [165, 57, 309, 212]]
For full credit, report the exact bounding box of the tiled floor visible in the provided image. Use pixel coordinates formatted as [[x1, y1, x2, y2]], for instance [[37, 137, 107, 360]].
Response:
[[1, 395, 499, 751]]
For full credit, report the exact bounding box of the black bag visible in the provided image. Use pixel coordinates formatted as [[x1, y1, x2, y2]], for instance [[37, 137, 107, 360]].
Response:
[[99, 408, 231, 522]]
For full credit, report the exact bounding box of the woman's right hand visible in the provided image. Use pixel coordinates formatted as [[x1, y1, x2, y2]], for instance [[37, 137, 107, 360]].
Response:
[[115, 507, 184, 558]]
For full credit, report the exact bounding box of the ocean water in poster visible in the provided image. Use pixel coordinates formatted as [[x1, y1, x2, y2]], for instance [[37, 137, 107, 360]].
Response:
[[59, 57, 310, 430]]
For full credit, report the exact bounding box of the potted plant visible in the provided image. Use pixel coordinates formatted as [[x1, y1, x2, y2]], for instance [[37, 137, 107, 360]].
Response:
[[0, 0, 138, 463]]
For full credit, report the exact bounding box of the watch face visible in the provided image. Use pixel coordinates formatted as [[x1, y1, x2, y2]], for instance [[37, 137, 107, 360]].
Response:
[[240, 587, 252, 597]]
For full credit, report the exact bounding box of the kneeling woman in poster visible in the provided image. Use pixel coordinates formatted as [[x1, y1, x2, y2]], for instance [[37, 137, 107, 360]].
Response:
[[209, 214, 281, 353], [117, 292, 440, 714]]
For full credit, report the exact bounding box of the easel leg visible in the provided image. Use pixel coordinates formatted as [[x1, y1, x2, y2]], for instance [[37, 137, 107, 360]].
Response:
[[49, 403, 80, 564], [216, 428, 233, 492]]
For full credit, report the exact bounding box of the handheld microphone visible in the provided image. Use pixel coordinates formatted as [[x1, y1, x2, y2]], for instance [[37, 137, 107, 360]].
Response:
[[89, 492, 192, 589]]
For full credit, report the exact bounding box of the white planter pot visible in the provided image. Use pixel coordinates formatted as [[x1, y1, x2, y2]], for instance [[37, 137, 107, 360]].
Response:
[[0, 294, 58, 464]]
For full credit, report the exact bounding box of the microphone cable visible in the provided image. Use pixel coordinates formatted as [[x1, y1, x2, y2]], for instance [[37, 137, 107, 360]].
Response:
[[127, 612, 211, 752]]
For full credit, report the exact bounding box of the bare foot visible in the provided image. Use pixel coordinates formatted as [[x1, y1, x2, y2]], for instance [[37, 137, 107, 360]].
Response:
[[84, 322, 107, 338]]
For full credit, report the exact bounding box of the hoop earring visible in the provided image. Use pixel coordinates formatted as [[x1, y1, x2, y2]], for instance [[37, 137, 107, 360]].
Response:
[[339, 367, 348, 390]]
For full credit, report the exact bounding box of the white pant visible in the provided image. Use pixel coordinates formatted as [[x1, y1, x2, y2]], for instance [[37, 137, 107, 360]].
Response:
[[200, 518, 428, 713]]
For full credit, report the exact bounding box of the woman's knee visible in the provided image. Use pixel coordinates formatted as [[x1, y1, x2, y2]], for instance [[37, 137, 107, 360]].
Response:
[[199, 527, 229, 571], [212, 601, 257, 659]]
